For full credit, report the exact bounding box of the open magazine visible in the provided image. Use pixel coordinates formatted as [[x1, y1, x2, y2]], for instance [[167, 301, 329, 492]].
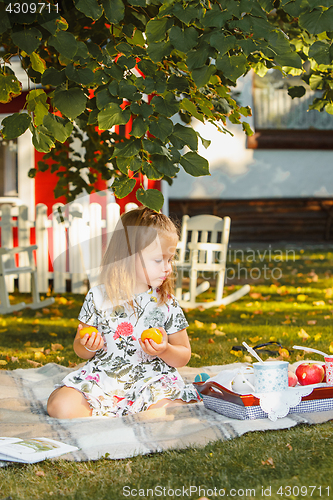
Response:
[[0, 437, 79, 464]]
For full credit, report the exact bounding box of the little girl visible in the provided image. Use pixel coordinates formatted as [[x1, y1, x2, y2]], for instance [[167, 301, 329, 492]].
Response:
[[47, 207, 201, 418]]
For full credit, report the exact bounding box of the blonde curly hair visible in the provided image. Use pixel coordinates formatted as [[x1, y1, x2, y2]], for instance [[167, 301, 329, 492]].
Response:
[[99, 207, 180, 308]]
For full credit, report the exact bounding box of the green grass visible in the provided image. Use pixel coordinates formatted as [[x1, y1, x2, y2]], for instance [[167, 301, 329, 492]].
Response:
[[1, 246, 333, 499]]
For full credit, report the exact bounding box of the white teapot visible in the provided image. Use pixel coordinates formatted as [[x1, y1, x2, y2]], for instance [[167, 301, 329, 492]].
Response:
[[231, 366, 255, 394]]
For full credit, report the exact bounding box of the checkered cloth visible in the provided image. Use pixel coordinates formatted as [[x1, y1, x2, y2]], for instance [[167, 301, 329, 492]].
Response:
[[1, 362, 333, 462]]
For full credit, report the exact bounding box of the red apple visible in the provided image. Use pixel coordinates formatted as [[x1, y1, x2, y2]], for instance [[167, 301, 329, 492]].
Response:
[[295, 363, 325, 385], [323, 364, 326, 383], [288, 371, 298, 387]]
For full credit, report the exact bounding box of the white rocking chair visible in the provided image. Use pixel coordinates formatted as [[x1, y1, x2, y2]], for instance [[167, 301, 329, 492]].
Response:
[[175, 214, 250, 309], [0, 245, 55, 314]]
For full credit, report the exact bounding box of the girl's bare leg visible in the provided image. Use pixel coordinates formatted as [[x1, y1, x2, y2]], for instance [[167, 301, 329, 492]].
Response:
[[148, 398, 197, 410], [47, 386, 92, 419]]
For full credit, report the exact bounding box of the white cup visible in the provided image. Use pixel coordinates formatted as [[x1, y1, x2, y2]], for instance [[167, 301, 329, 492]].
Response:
[[253, 361, 289, 393]]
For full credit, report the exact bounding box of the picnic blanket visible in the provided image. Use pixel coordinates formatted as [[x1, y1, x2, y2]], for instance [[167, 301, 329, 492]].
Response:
[[1, 362, 333, 462]]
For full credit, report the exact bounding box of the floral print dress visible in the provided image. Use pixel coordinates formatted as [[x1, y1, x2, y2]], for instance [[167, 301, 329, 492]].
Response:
[[57, 285, 201, 417]]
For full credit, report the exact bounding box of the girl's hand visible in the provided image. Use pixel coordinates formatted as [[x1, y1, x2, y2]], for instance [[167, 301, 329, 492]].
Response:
[[77, 324, 105, 352], [139, 327, 168, 357]]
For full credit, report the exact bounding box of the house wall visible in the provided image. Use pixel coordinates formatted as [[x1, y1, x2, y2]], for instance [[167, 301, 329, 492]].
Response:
[[170, 72, 333, 200]]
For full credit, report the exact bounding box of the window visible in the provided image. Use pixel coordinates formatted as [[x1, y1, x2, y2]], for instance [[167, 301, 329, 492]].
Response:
[[0, 138, 18, 196], [247, 69, 333, 149]]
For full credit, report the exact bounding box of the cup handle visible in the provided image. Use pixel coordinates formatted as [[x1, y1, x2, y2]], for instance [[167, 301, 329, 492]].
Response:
[[240, 368, 255, 392]]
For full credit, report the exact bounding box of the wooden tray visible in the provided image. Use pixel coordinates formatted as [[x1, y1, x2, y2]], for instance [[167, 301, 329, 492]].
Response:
[[194, 380, 333, 406], [194, 380, 333, 420]]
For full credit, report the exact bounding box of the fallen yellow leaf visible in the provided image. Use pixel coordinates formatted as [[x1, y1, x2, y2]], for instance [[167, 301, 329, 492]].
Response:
[[191, 353, 201, 359], [313, 300, 325, 306], [0, 360, 7, 365], [49, 332, 58, 337], [297, 294, 307, 302], [298, 328, 310, 340], [51, 343, 64, 351], [56, 297, 68, 305], [314, 333, 322, 341], [329, 343, 333, 354], [27, 359, 42, 367], [35, 352, 46, 361], [214, 330, 226, 336], [261, 457, 275, 468], [210, 323, 217, 330], [230, 350, 243, 357], [194, 320, 204, 328], [249, 336, 262, 343]]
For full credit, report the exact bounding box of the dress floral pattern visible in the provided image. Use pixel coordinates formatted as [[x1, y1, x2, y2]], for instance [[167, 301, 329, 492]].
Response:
[[57, 285, 201, 417]]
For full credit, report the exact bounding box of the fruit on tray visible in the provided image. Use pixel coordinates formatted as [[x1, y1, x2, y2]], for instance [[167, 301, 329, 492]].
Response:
[[295, 363, 325, 385], [79, 326, 98, 338], [288, 371, 298, 387], [141, 328, 163, 344]]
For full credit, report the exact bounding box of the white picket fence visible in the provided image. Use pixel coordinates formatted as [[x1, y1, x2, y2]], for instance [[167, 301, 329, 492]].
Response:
[[0, 201, 137, 294]]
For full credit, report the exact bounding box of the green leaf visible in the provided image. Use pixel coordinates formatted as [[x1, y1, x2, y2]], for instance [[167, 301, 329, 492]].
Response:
[[65, 64, 95, 85], [43, 114, 74, 143], [48, 31, 79, 59], [202, 7, 233, 28], [181, 98, 204, 122], [142, 138, 172, 158], [308, 41, 331, 65], [169, 26, 199, 53], [210, 33, 237, 56], [0, 74, 22, 103], [141, 162, 163, 180], [196, 131, 211, 149], [74, 0, 103, 20], [172, 123, 198, 151], [136, 188, 164, 212], [325, 102, 333, 114], [151, 155, 179, 177], [53, 88, 87, 120], [130, 102, 153, 119], [148, 116, 173, 142], [112, 177, 136, 198], [186, 45, 210, 70], [11, 28, 42, 55], [98, 103, 131, 129], [0, 6, 11, 35], [151, 94, 179, 117], [130, 116, 148, 138], [242, 121, 253, 136], [147, 41, 173, 63], [116, 156, 142, 174], [146, 18, 169, 43], [299, 7, 333, 35], [192, 65, 216, 88], [113, 138, 141, 158], [171, 3, 203, 25], [102, 0, 125, 24], [118, 80, 140, 100], [30, 52, 46, 74], [27, 89, 49, 127], [216, 54, 249, 82], [1, 113, 31, 140], [31, 125, 55, 153], [179, 152, 210, 177], [288, 86, 306, 99], [41, 68, 66, 86]]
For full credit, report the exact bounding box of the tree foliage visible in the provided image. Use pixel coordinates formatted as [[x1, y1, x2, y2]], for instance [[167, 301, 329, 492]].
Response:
[[0, 0, 333, 210]]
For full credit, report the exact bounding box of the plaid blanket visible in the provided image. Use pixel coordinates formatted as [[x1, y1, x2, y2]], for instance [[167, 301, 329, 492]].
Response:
[[1, 362, 333, 462]]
